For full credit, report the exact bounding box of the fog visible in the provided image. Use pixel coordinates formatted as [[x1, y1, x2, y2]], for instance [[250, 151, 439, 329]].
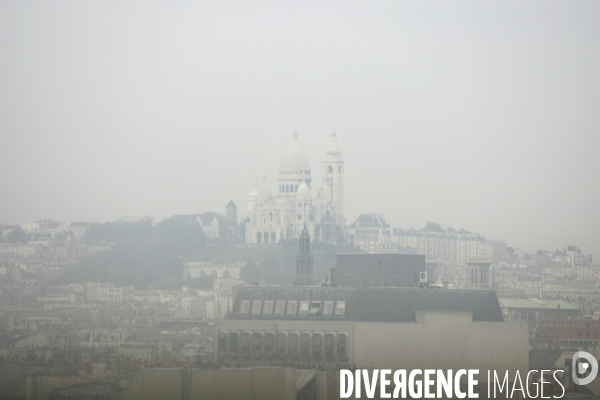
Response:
[[1, 0, 599, 255]]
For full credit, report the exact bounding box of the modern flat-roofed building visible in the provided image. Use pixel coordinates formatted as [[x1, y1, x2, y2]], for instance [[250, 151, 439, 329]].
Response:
[[215, 286, 529, 386]]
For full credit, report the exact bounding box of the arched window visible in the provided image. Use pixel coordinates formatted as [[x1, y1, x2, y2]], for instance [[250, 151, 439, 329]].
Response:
[[269, 212, 272, 222], [295, 185, 298, 192], [241, 332, 251, 359], [218, 331, 228, 359], [210, 270, 217, 278], [229, 332, 240, 359], [253, 332, 263, 359], [286, 185, 289, 192], [263, 232, 269, 243], [271, 232, 276, 243], [256, 232, 262, 244], [338, 166, 342, 173], [327, 166, 333, 173]]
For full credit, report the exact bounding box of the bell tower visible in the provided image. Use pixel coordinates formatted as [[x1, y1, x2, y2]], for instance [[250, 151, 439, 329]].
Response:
[[225, 200, 237, 222], [322, 131, 344, 225]]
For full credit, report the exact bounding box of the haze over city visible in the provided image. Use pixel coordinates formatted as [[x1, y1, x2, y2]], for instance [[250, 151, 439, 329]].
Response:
[[1, 1, 599, 255]]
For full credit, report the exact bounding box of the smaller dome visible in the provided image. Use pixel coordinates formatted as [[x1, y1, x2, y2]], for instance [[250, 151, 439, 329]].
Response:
[[296, 182, 311, 199], [317, 185, 331, 201], [257, 176, 272, 200]]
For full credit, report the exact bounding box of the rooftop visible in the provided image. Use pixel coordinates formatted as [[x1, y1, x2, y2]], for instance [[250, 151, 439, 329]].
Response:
[[231, 287, 504, 322], [498, 298, 579, 310]]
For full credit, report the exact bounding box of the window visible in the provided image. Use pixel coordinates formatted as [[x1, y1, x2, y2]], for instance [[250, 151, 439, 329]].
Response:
[[313, 333, 323, 360], [325, 333, 335, 360], [286, 301, 298, 316], [218, 332, 228, 358], [564, 323, 568, 328], [300, 333, 311, 360], [251, 301, 262, 315], [594, 332, 598, 338], [571, 323, 575, 328], [335, 301, 346, 316], [229, 332, 239, 359], [288, 333, 299, 360], [265, 332, 275, 359], [263, 301, 274, 315], [594, 323, 598, 329], [549, 331, 553, 337], [298, 301, 309, 316], [579, 323, 583, 328], [274, 301, 286, 315], [241, 333, 251, 359], [337, 333, 347, 361], [571, 331, 575, 338], [579, 332, 583, 338], [586, 332, 590, 338], [239, 301, 250, 315], [548, 322, 553, 328], [309, 301, 322, 316], [253, 332, 263, 359], [277, 332, 286, 359], [563, 332, 567, 338], [542, 322, 547, 328], [322, 301, 334, 316], [587, 323, 591, 328], [541, 331, 546, 337]]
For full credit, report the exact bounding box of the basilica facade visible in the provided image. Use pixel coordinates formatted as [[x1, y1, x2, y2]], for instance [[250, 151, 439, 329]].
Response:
[[245, 128, 345, 245]]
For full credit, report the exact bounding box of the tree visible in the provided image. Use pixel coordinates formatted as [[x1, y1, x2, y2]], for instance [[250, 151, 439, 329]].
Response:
[[6, 227, 27, 243], [424, 222, 444, 232], [154, 216, 207, 253], [83, 221, 152, 246]]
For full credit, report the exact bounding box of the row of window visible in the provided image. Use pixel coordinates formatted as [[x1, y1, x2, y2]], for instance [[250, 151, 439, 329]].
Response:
[[280, 184, 300, 193], [238, 300, 346, 317], [540, 321, 600, 329], [540, 330, 599, 339], [217, 331, 348, 362]]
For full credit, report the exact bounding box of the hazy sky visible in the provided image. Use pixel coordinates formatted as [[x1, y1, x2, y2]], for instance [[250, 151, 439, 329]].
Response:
[[1, 1, 599, 257]]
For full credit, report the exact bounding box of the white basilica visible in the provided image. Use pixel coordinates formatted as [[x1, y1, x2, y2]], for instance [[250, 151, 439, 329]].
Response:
[[245, 128, 345, 245]]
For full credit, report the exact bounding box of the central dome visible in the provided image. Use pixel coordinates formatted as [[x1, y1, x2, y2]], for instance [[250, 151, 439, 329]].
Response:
[[279, 128, 310, 172]]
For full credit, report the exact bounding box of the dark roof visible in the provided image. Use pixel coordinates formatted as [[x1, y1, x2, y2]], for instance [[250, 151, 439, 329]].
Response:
[[351, 214, 390, 229], [230, 287, 504, 322], [0, 364, 41, 400], [226, 200, 237, 208]]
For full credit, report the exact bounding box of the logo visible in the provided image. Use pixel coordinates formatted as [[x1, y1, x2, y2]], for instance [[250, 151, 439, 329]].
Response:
[[572, 351, 598, 386]]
